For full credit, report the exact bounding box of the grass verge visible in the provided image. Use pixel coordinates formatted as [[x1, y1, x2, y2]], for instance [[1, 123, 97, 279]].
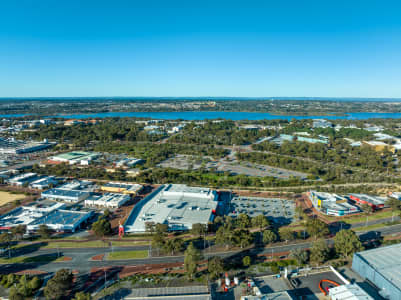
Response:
[[107, 250, 148, 260]]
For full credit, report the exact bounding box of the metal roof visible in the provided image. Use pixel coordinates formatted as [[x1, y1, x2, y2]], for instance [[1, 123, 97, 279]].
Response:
[[354, 243, 401, 291], [329, 284, 373, 300]]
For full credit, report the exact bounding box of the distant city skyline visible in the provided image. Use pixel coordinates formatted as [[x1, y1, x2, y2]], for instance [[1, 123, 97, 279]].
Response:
[[1, 1, 401, 98]]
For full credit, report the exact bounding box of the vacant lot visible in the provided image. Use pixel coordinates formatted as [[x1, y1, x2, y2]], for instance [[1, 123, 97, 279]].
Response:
[[0, 191, 25, 206]]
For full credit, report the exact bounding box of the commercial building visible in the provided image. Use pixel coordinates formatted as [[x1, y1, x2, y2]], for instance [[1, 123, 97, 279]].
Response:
[[27, 209, 93, 232], [309, 191, 359, 216], [313, 119, 332, 128], [124, 184, 219, 233], [7, 172, 39, 186], [41, 189, 91, 203], [115, 158, 144, 168], [0, 137, 53, 154], [29, 176, 58, 190], [48, 151, 100, 165], [348, 194, 387, 210], [85, 193, 131, 208], [352, 243, 401, 300], [329, 284, 373, 300], [0, 200, 65, 230], [101, 182, 143, 195]]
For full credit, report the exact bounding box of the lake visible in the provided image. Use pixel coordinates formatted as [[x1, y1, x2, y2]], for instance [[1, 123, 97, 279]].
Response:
[[3, 111, 401, 120]]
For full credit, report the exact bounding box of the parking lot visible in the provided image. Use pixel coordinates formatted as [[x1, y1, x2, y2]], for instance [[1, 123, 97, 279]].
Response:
[[229, 196, 295, 225], [158, 154, 308, 180]]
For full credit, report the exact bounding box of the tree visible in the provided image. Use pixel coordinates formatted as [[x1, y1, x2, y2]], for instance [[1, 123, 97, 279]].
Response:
[[103, 209, 112, 220], [29, 276, 42, 290], [44, 269, 73, 300], [151, 231, 166, 251], [290, 248, 309, 265], [237, 213, 251, 229], [310, 239, 330, 265], [73, 292, 92, 300], [38, 224, 52, 239], [251, 215, 269, 230], [306, 218, 329, 239], [11, 225, 26, 240], [233, 229, 253, 248], [163, 238, 185, 255], [184, 243, 203, 280], [361, 203, 373, 215], [207, 256, 224, 279], [243, 256, 251, 267], [279, 228, 294, 242], [145, 222, 156, 234], [155, 223, 168, 234], [91, 216, 111, 238], [9, 286, 24, 300], [263, 230, 277, 245], [334, 229, 363, 258], [295, 206, 306, 221], [191, 223, 207, 238], [386, 197, 401, 212]]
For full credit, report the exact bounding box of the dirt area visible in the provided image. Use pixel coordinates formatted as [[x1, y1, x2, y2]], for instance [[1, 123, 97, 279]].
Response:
[[0, 190, 26, 206]]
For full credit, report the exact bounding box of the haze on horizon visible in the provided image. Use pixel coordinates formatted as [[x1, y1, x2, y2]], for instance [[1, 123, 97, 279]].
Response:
[[1, 0, 401, 98]]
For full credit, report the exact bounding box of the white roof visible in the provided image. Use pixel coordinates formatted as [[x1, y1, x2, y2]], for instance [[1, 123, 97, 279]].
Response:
[[329, 284, 373, 300]]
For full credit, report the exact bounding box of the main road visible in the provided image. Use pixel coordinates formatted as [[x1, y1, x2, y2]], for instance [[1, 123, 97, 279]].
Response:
[[2, 223, 401, 274]]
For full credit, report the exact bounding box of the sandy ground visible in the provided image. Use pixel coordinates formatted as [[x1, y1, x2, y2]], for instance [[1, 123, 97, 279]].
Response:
[[0, 190, 25, 206]]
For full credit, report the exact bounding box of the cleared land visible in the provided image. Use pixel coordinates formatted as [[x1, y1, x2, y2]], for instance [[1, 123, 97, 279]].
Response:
[[107, 250, 148, 260], [0, 191, 25, 206]]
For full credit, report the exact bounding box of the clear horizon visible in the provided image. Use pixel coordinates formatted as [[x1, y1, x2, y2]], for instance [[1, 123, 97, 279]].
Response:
[[1, 1, 401, 98]]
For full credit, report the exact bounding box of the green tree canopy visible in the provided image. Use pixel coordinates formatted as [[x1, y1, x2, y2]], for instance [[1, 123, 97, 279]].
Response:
[[334, 229, 363, 258]]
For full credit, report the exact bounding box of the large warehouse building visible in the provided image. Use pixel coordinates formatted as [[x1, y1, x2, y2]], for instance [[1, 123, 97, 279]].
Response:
[[0, 138, 53, 154], [124, 184, 219, 233], [352, 243, 401, 300]]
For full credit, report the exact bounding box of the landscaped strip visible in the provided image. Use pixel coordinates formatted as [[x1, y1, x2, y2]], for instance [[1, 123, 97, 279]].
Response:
[[107, 250, 148, 260]]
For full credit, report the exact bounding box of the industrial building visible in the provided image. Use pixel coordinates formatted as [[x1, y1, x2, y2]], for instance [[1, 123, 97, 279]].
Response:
[[0, 137, 53, 154], [352, 243, 401, 300], [27, 209, 93, 232], [48, 151, 100, 165], [348, 194, 387, 210], [85, 193, 131, 208], [101, 182, 143, 195], [313, 119, 332, 128], [124, 184, 219, 233], [309, 191, 360, 216], [7, 172, 39, 186], [329, 284, 373, 300], [41, 189, 91, 203], [0, 201, 65, 230], [29, 176, 58, 190]]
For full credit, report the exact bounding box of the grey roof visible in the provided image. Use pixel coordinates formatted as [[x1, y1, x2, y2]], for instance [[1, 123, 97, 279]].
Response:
[[42, 188, 90, 198], [124, 286, 210, 299], [28, 209, 90, 226], [125, 184, 218, 232], [354, 243, 401, 291]]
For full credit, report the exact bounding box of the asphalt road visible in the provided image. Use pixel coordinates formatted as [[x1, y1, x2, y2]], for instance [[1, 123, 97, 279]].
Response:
[[2, 224, 401, 274]]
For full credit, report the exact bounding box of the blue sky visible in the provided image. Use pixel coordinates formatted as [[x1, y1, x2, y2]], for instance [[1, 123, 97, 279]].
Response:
[[1, 0, 401, 98]]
